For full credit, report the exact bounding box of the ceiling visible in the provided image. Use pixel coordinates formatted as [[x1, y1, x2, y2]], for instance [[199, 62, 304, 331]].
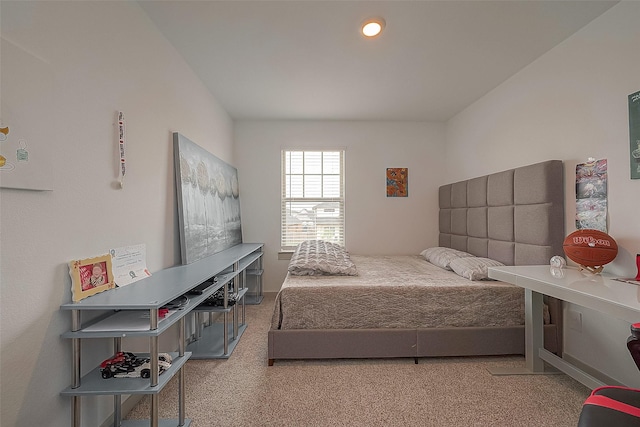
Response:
[[139, 1, 618, 122]]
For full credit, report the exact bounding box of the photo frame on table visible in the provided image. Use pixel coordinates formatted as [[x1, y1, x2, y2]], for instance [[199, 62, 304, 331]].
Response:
[[68, 254, 115, 302]]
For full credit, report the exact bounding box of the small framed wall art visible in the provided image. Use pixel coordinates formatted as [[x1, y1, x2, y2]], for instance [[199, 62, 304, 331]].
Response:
[[68, 254, 115, 302], [386, 167, 408, 197]]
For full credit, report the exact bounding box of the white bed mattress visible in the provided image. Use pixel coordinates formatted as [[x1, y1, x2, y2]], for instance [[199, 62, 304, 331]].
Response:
[[271, 255, 530, 330]]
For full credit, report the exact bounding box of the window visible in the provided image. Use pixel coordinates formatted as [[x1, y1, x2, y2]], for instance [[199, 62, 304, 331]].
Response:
[[281, 150, 345, 251]]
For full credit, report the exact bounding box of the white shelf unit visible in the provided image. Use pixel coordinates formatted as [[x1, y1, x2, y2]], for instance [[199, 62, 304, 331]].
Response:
[[60, 243, 263, 427], [187, 247, 264, 358], [244, 253, 264, 304]]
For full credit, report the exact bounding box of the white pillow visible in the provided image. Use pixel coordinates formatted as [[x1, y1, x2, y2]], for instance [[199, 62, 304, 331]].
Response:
[[449, 257, 505, 281], [419, 247, 474, 270]]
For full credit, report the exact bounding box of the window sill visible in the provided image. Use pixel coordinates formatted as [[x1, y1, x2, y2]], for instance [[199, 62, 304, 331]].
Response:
[[278, 251, 293, 260]]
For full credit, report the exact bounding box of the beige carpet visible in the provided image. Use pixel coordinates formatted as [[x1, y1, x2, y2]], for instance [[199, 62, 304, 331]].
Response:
[[126, 294, 590, 426]]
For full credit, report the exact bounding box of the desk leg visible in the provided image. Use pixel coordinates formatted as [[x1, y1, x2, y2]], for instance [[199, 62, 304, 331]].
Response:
[[525, 289, 545, 372], [488, 289, 560, 376]]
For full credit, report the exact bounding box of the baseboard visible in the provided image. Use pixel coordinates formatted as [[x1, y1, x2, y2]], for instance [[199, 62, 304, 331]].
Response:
[[99, 395, 144, 427], [562, 352, 624, 386]]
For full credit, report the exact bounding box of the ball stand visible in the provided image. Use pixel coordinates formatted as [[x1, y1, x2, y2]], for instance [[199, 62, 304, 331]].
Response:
[[579, 265, 605, 275]]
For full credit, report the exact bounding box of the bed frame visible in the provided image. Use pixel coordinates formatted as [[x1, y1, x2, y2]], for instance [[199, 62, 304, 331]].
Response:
[[268, 160, 565, 365]]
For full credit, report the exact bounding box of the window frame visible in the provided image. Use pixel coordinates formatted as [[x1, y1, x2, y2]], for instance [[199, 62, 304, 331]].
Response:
[[280, 149, 346, 251]]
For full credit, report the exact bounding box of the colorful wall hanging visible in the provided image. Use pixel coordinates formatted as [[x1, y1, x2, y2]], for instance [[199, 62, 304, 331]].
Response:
[[386, 168, 408, 197]]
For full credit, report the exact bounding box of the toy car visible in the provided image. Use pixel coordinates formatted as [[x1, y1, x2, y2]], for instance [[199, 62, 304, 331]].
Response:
[[100, 352, 140, 378], [100, 352, 172, 379]]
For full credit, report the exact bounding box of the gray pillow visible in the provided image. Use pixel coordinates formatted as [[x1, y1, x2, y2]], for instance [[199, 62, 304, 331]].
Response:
[[288, 240, 358, 276], [420, 247, 474, 270], [449, 257, 505, 281]]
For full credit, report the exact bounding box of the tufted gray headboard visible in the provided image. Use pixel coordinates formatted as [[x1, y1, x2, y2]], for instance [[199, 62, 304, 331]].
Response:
[[438, 160, 565, 266]]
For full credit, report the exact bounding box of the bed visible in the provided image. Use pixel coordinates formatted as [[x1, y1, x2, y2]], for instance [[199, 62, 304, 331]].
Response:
[[268, 160, 565, 365]]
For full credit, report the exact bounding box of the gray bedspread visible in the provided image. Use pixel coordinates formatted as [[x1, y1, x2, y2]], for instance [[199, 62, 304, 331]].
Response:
[[271, 255, 528, 330]]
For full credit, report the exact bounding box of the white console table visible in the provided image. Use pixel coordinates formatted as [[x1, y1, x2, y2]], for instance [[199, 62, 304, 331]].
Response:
[[488, 265, 640, 389]]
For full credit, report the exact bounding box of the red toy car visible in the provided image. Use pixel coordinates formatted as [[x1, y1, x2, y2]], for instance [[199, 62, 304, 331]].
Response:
[[100, 351, 172, 379]]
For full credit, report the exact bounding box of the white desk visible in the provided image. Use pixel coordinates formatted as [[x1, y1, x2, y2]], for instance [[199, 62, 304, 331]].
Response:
[[488, 265, 640, 389]]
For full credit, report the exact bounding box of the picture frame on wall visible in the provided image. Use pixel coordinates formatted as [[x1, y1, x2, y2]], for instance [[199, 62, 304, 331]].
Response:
[[68, 254, 115, 302], [386, 167, 408, 197], [575, 158, 608, 232]]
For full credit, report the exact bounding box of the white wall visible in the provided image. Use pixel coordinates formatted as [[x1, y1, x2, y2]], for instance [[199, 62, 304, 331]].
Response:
[[0, 2, 234, 426], [234, 120, 446, 292], [2, 1, 638, 425], [446, 1, 640, 387]]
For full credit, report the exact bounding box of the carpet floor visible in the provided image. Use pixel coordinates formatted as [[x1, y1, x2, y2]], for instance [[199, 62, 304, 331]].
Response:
[[126, 294, 590, 426]]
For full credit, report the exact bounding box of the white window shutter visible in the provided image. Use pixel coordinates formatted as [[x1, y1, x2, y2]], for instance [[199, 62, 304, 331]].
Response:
[[281, 150, 345, 250]]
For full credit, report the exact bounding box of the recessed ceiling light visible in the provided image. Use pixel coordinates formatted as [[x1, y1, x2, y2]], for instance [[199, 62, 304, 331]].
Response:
[[361, 18, 385, 38]]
